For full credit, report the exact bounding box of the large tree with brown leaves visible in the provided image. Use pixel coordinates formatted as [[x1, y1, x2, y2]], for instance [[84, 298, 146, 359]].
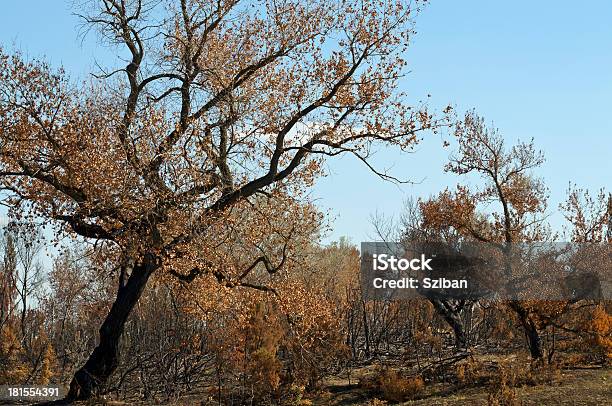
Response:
[[0, 0, 443, 399]]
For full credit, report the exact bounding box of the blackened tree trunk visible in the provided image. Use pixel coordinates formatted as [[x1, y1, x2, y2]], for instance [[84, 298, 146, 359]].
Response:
[[66, 254, 158, 400], [430, 298, 468, 349], [509, 301, 543, 359]]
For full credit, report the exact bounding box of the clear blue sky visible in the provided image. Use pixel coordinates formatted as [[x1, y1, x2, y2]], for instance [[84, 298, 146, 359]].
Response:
[[1, 1, 610, 244]]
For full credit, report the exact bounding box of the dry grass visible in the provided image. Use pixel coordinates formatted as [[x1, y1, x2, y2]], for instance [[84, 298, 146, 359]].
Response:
[[313, 356, 610, 406], [62, 356, 611, 405], [358, 368, 424, 403]]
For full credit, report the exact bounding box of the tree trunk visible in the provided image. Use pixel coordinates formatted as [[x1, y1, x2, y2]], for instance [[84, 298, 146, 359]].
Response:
[[66, 255, 157, 400], [509, 301, 543, 359], [430, 298, 468, 349], [361, 298, 370, 356]]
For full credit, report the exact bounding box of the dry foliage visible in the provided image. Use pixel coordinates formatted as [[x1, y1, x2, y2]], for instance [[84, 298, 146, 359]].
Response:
[[360, 367, 424, 403], [0, 1, 610, 405]]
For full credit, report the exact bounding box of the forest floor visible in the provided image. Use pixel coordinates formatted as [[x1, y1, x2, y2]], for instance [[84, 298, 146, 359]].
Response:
[[315, 364, 611, 405], [19, 356, 610, 405]]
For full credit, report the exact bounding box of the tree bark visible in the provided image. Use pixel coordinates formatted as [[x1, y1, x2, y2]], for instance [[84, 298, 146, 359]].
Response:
[[509, 301, 543, 359], [66, 254, 158, 400], [430, 298, 468, 349]]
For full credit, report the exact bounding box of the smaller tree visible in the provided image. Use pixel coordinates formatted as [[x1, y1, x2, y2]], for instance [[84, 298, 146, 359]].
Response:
[[0, 230, 17, 329], [0, 223, 53, 385], [558, 186, 611, 363], [8, 223, 44, 338], [420, 111, 549, 358], [400, 198, 473, 349]]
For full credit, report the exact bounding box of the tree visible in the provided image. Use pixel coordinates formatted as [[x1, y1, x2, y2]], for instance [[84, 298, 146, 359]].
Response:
[[398, 198, 474, 349], [558, 186, 611, 362], [0, 0, 443, 399], [8, 223, 44, 338], [421, 111, 549, 358], [0, 230, 17, 329], [371, 199, 474, 349]]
